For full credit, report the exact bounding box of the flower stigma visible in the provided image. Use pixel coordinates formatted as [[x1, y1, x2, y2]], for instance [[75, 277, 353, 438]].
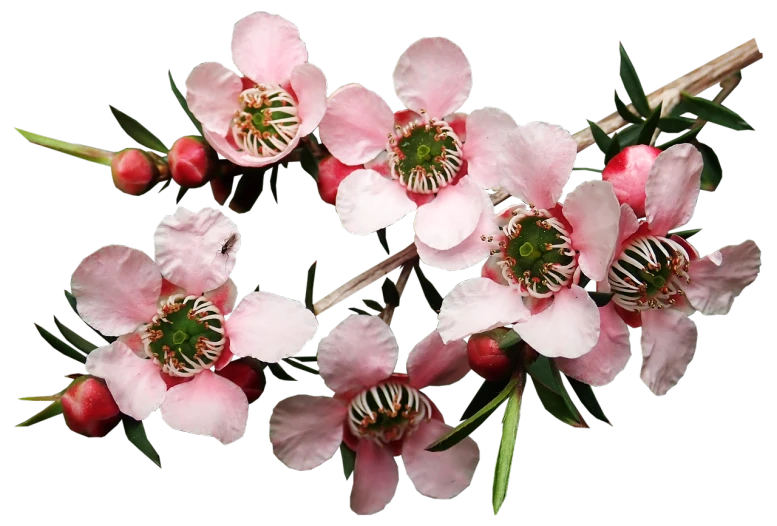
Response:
[[142, 294, 226, 377], [347, 381, 432, 444], [231, 84, 300, 158]]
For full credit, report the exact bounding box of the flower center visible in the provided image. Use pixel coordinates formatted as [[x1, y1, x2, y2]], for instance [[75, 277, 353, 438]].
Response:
[[609, 235, 690, 311], [142, 294, 226, 377], [231, 84, 300, 158], [496, 207, 576, 298], [347, 381, 432, 444], [387, 115, 463, 194]]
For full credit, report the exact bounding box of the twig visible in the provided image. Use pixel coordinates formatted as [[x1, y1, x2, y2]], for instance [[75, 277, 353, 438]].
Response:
[[379, 260, 415, 325]]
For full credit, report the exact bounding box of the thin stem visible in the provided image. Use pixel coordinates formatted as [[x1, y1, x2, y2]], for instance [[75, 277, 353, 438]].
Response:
[[16, 129, 115, 165], [572, 167, 602, 173], [379, 260, 415, 325]]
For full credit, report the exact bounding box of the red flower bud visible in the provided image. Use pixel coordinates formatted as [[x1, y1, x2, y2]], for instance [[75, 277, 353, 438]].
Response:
[[317, 155, 361, 205], [216, 358, 266, 404], [169, 136, 219, 188], [602, 144, 661, 218], [61, 376, 121, 438], [467, 329, 517, 381], [111, 148, 160, 195]]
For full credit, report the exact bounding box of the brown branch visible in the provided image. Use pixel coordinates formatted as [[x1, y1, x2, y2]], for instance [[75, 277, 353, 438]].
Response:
[[379, 260, 415, 325]]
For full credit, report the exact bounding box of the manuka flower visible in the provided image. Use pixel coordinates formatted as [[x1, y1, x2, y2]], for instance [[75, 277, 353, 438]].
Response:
[[75, 207, 317, 443], [186, 12, 326, 167], [269, 316, 478, 515]]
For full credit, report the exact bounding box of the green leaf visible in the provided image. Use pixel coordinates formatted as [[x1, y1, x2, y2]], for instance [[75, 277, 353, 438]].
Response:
[[617, 123, 643, 148], [300, 148, 319, 181], [679, 93, 753, 131], [382, 278, 400, 307], [16, 399, 63, 427], [493, 373, 525, 515], [588, 292, 614, 307], [35, 324, 86, 364], [614, 91, 643, 124], [109, 106, 168, 153], [282, 358, 319, 375], [604, 133, 621, 164], [122, 415, 161, 468], [14, 126, 116, 166], [305, 261, 316, 312], [527, 357, 588, 428], [696, 142, 723, 191], [362, 299, 384, 312], [268, 362, 296, 381], [348, 307, 371, 316], [158, 179, 171, 193], [637, 102, 662, 145], [658, 127, 701, 150], [340, 442, 356, 480], [426, 375, 520, 452], [176, 186, 188, 204], [619, 43, 651, 117], [461, 377, 511, 420], [270, 164, 279, 203], [498, 330, 522, 351], [53, 317, 97, 353], [658, 116, 695, 133], [413, 262, 443, 313], [64, 291, 116, 343], [587, 120, 612, 154], [566, 376, 610, 425], [377, 228, 390, 254], [290, 356, 317, 362], [228, 168, 266, 213], [669, 228, 701, 240], [168, 71, 203, 135]]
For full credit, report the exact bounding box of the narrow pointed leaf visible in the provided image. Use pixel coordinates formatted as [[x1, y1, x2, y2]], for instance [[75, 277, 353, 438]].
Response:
[[340, 442, 356, 480], [679, 93, 753, 131], [158, 179, 172, 193], [305, 261, 316, 312], [15, 129, 114, 165], [35, 324, 86, 364], [493, 372, 526, 515], [565, 376, 611, 425], [637, 102, 662, 145], [229, 168, 266, 213], [498, 330, 522, 350], [362, 299, 384, 312], [16, 400, 63, 427], [268, 362, 296, 381], [168, 70, 203, 135], [348, 307, 371, 316], [377, 228, 390, 254], [413, 262, 443, 313], [658, 128, 701, 150], [462, 377, 510, 420], [614, 91, 643, 124], [382, 278, 400, 307], [669, 228, 701, 240], [176, 186, 188, 204], [617, 123, 643, 148], [527, 357, 588, 428], [270, 164, 279, 203], [695, 142, 723, 191], [587, 120, 612, 154], [588, 292, 614, 307], [290, 356, 317, 362], [300, 148, 319, 181], [53, 317, 97, 353], [19, 395, 61, 402], [657, 116, 695, 133], [619, 43, 651, 117], [122, 415, 161, 468], [109, 106, 168, 153], [426, 375, 519, 452], [282, 358, 319, 375], [604, 133, 622, 164]]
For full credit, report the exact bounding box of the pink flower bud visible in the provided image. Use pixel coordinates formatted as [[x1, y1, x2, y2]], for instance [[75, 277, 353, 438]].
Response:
[[111, 148, 160, 195], [60, 376, 121, 438], [317, 155, 360, 205], [467, 329, 516, 382], [169, 136, 219, 188], [602, 145, 661, 218], [216, 358, 266, 404]]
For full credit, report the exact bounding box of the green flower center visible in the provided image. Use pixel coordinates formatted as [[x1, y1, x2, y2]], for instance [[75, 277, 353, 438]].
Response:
[[231, 84, 299, 158], [347, 381, 432, 444]]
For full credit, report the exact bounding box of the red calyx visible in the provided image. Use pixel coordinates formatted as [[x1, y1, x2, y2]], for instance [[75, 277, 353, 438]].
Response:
[[216, 358, 267, 404], [317, 155, 360, 205]]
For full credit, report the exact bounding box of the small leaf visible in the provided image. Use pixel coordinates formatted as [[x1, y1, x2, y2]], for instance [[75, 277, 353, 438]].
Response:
[[35, 324, 86, 364], [617, 122, 643, 148], [566, 376, 610, 425], [340, 442, 356, 480], [65, 290, 116, 344], [268, 362, 296, 381], [498, 330, 522, 351], [122, 415, 161, 468], [614, 91, 643, 124], [619, 43, 651, 117], [377, 228, 390, 254], [168, 71, 203, 135], [290, 356, 317, 362], [588, 292, 614, 307], [493, 372, 526, 515], [176, 186, 188, 204], [527, 356, 587, 428], [300, 148, 319, 181], [413, 261, 443, 313], [53, 317, 97, 353], [695, 142, 723, 191], [109, 106, 168, 153], [305, 261, 317, 312], [658, 116, 695, 133], [604, 133, 622, 164], [16, 400, 63, 427], [15, 129, 114, 166], [462, 377, 510, 420], [362, 299, 384, 312], [158, 179, 171, 193], [282, 358, 319, 375], [382, 278, 400, 307], [669, 228, 701, 240], [229, 168, 266, 213], [679, 93, 753, 131], [348, 307, 371, 316], [587, 120, 612, 154], [658, 127, 701, 150], [19, 394, 61, 402], [637, 102, 662, 145], [270, 164, 279, 203], [427, 375, 519, 452]]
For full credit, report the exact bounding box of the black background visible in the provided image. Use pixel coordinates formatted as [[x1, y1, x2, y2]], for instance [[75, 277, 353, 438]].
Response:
[[10, 4, 774, 520]]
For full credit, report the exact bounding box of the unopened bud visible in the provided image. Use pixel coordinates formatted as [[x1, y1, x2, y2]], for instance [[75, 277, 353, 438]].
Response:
[[61, 376, 121, 438], [169, 136, 219, 188], [317, 155, 361, 205], [467, 328, 517, 382], [602, 145, 661, 218], [216, 358, 266, 404], [111, 148, 161, 196]]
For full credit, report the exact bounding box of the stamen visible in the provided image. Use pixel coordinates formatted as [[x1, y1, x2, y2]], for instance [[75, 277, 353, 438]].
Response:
[[230, 84, 300, 159], [347, 381, 432, 444]]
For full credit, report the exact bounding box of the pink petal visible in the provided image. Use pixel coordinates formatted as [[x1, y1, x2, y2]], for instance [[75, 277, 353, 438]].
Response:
[[407, 331, 469, 389], [318, 316, 398, 396], [563, 180, 621, 281], [319, 84, 394, 165], [415, 188, 498, 270], [402, 419, 479, 499], [514, 285, 600, 359], [684, 240, 761, 315], [482, 254, 510, 285], [117, 328, 148, 358], [227, 291, 318, 363], [154, 207, 238, 295], [556, 303, 631, 386], [438, 278, 530, 343], [645, 144, 703, 235], [85, 341, 166, 420], [290, 63, 327, 136], [160, 370, 248, 444], [231, 12, 307, 85], [499, 122, 576, 209], [185, 62, 242, 136], [640, 309, 698, 395], [414, 176, 483, 250], [270, 395, 346, 470], [615, 204, 640, 262], [204, 278, 238, 315], [336, 169, 417, 235], [203, 127, 302, 168], [71, 245, 161, 336], [393, 37, 472, 118], [463, 107, 517, 189], [350, 439, 399, 515]]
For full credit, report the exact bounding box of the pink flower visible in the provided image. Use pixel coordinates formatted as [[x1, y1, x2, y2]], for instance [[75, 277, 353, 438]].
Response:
[[559, 143, 761, 395], [436, 122, 622, 359], [318, 37, 516, 251], [269, 316, 478, 515], [185, 12, 326, 168], [76, 207, 318, 443]]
